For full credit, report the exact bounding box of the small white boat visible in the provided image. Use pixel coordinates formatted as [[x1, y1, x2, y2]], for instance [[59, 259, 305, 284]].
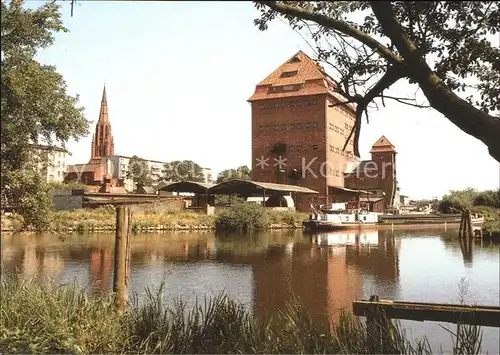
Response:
[[302, 203, 380, 231]]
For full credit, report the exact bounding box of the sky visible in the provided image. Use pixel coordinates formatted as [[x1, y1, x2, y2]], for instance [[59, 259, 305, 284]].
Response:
[[28, 0, 499, 200]]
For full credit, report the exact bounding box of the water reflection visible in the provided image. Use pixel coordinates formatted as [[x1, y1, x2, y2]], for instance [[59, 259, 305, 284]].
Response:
[[1, 229, 499, 352]]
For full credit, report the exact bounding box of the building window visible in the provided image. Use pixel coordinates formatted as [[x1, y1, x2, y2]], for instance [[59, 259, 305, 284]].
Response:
[[335, 147, 340, 154], [280, 70, 298, 78], [312, 122, 318, 129], [329, 145, 335, 152], [329, 123, 334, 130], [340, 128, 344, 135], [296, 145, 302, 152], [334, 126, 339, 133], [289, 145, 295, 152], [305, 122, 311, 129], [312, 144, 318, 150]]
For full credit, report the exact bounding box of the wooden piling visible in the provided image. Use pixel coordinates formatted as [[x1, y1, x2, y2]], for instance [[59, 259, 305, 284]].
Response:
[[113, 206, 132, 309], [458, 212, 465, 239], [466, 210, 474, 240]]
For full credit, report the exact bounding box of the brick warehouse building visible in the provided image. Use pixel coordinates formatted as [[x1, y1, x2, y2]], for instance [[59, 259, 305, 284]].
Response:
[[248, 51, 400, 212], [249, 51, 359, 211], [344, 136, 399, 209]]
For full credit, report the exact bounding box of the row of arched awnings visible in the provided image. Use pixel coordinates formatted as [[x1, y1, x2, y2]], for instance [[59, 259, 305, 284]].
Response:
[[154, 179, 319, 196]]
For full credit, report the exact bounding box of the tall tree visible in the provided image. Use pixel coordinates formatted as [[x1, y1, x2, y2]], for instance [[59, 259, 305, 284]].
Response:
[[254, 1, 500, 162], [216, 165, 252, 184], [126, 155, 153, 188], [1, 0, 89, 229], [162, 160, 205, 182]]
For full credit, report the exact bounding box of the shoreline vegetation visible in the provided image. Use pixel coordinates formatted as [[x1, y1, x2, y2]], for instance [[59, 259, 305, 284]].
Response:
[[0, 278, 484, 355], [2, 187, 498, 234], [1, 204, 309, 233], [1, 203, 499, 235]]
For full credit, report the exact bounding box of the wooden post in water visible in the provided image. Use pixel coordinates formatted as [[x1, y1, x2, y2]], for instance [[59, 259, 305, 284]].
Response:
[[466, 210, 474, 260], [113, 206, 132, 309], [458, 210, 474, 262]]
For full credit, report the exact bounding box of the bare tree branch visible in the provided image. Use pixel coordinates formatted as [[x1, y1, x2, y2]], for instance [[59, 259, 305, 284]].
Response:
[[342, 65, 404, 156], [380, 95, 431, 108]]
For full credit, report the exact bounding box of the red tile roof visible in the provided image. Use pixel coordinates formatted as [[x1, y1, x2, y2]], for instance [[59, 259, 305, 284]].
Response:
[[370, 135, 397, 153], [248, 50, 353, 105]]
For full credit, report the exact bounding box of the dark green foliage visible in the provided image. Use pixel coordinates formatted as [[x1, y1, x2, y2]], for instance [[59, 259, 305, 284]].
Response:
[[216, 203, 270, 232], [215, 165, 252, 184], [474, 189, 500, 209], [1, 170, 53, 230], [438, 188, 500, 213], [437, 188, 499, 233], [127, 155, 153, 188], [162, 160, 205, 182], [271, 143, 286, 154], [1, 0, 89, 228]]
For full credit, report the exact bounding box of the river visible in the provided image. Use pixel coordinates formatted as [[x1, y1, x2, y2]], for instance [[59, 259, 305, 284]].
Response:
[[1, 228, 499, 353]]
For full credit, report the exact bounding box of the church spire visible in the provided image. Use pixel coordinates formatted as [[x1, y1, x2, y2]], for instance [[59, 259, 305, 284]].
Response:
[[97, 84, 109, 124], [102, 84, 107, 103], [89, 84, 115, 164]]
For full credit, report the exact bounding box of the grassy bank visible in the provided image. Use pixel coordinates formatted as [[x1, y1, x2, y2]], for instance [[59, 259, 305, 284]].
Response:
[[1, 204, 308, 233], [0, 278, 483, 354]]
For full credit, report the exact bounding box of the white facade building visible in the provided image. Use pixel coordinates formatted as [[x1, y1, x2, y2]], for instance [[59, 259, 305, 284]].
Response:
[[101, 155, 214, 191], [33, 145, 68, 183], [201, 167, 213, 184], [106, 155, 166, 191]]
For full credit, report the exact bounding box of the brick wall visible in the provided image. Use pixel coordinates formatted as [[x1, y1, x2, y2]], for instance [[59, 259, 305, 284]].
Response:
[[130, 199, 184, 213], [345, 151, 397, 207], [251, 95, 328, 201], [251, 94, 360, 211]]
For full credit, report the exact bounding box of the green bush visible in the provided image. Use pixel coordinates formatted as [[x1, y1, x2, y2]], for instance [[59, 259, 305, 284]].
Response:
[[438, 188, 500, 213], [473, 206, 500, 233], [1, 213, 25, 232], [268, 210, 303, 226], [215, 203, 270, 232], [474, 189, 500, 208]]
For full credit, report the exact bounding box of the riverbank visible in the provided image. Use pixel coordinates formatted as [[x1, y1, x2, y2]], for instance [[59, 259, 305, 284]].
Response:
[[0, 206, 308, 233], [0, 278, 483, 354]]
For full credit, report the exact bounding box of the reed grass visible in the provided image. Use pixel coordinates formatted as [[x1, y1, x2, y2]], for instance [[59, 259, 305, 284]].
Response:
[[0, 278, 484, 354]]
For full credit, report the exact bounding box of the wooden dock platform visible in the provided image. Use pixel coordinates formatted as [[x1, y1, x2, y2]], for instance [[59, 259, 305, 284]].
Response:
[[353, 298, 500, 327]]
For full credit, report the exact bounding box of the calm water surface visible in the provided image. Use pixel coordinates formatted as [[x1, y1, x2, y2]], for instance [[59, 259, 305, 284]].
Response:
[[2, 228, 499, 353]]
